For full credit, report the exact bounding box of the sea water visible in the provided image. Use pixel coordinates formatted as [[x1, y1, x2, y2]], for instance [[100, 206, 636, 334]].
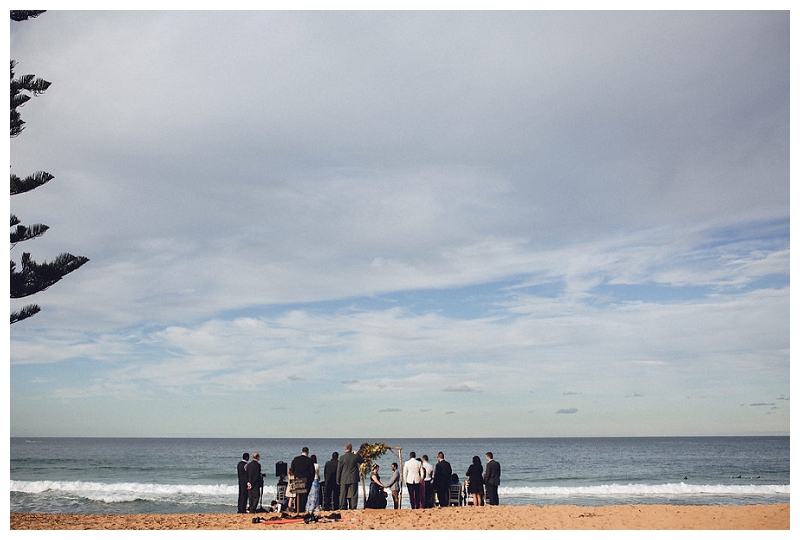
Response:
[[9, 437, 789, 514]]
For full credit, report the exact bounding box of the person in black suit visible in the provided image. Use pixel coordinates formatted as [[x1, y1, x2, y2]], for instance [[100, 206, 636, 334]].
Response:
[[237, 452, 250, 513], [290, 446, 315, 512], [483, 452, 501, 505], [246, 452, 263, 512], [433, 452, 452, 507], [323, 451, 340, 510]]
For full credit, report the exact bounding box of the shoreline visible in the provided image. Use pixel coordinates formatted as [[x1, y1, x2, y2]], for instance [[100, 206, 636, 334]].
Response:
[[10, 503, 789, 530]]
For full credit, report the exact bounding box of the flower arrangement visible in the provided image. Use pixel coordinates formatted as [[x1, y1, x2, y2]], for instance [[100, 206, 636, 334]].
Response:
[[357, 441, 388, 478]]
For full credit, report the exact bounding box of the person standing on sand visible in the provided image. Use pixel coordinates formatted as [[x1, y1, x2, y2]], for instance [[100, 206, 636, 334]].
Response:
[[323, 451, 340, 511], [246, 452, 263, 513], [290, 447, 315, 513], [285, 466, 297, 512], [466, 455, 484, 507], [337, 442, 364, 510], [384, 462, 401, 509], [484, 452, 501, 505], [364, 464, 388, 509], [237, 452, 250, 513], [305, 454, 321, 513], [433, 452, 452, 507], [421, 455, 435, 508], [403, 451, 423, 509]]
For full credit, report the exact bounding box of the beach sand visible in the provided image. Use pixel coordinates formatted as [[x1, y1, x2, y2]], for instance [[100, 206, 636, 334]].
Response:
[[9, 504, 789, 530]]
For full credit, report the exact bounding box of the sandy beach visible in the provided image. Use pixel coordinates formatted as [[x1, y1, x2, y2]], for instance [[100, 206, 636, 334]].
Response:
[[9, 504, 789, 530]]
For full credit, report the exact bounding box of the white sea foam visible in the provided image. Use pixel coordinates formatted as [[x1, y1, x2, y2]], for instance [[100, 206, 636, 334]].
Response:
[[11, 479, 787, 505], [499, 482, 789, 497], [10, 480, 252, 504]]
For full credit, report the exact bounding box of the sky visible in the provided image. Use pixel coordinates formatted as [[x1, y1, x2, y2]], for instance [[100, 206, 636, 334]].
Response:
[[5, 9, 790, 438]]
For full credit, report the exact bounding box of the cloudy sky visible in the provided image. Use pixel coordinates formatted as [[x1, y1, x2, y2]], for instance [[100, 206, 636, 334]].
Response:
[[7, 9, 789, 438]]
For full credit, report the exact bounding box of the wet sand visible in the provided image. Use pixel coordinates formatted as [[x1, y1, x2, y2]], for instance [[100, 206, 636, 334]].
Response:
[[9, 503, 789, 530]]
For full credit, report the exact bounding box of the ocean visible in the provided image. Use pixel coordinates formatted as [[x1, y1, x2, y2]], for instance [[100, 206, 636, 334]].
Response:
[[9, 437, 789, 515]]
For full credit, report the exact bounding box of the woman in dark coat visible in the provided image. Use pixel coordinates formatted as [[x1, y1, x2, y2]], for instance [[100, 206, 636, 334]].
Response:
[[465, 455, 484, 507]]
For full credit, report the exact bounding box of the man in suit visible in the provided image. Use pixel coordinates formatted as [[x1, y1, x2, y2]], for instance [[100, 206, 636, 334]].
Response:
[[403, 451, 423, 509], [290, 446, 315, 512], [384, 462, 401, 509], [421, 455, 435, 507], [433, 451, 452, 507], [323, 451, 340, 510], [484, 451, 501, 505], [246, 452, 263, 513], [237, 452, 250, 513], [336, 442, 364, 510]]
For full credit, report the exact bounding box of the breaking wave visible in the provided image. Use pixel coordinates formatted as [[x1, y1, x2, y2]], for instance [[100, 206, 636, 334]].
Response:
[[499, 482, 789, 497], [10, 480, 249, 505], [11, 479, 787, 506]]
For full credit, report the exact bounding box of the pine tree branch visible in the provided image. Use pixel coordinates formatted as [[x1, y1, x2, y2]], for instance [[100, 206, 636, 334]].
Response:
[[10, 171, 54, 195], [10, 11, 46, 22], [10, 61, 51, 138], [10, 303, 41, 324], [10, 222, 49, 246], [10, 252, 90, 299]]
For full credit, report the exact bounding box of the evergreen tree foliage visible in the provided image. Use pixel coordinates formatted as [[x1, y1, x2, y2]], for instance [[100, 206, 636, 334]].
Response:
[[10, 60, 51, 138], [10, 11, 46, 22], [10, 11, 89, 324]]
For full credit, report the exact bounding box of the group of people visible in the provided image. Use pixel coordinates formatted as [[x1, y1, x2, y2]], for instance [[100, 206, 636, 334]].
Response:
[[464, 452, 501, 507], [237, 451, 263, 514], [392, 451, 501, 509], [237, 444, 501, 514], [276, 444, 362, 513], [236, 443, 365, 514]]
